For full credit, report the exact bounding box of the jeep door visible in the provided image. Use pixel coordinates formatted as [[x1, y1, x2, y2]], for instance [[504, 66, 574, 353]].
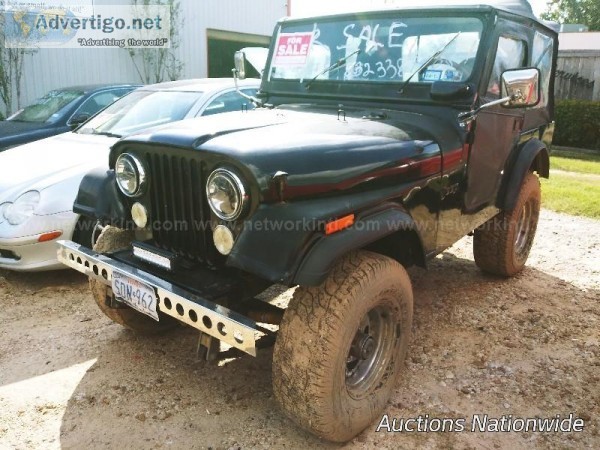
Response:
[[464, 19, 531, 213]]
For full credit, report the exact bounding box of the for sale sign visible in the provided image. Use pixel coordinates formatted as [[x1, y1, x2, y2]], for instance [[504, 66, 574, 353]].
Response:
[[273, 32, 313, 66]]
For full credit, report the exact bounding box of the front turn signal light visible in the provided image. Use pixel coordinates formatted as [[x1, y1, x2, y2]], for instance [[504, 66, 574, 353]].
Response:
[[325, 214, 355, 235]]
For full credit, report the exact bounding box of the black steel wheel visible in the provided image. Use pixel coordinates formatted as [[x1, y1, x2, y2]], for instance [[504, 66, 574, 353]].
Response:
[[345, 306, 397, 399]]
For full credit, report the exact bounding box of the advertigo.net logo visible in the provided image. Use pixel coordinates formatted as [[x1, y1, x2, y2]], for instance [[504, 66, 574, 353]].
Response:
[[2, 1, 171, 48]]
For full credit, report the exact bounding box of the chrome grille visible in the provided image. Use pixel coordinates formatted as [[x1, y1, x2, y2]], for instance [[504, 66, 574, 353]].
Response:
[[145, 152, 213, 263]]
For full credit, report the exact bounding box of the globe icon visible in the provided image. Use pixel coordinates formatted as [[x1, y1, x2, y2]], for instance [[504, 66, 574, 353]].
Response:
[[4, 8, 79, 47]]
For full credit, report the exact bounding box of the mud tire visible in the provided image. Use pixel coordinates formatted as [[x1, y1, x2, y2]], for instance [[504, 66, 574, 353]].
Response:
[[473, 172, 541, 276], [272, 251, 413, 442]]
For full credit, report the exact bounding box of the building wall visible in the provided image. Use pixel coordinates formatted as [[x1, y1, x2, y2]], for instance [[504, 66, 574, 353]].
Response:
[[3, 0, 287, 115], [177, 0, 286, 80]]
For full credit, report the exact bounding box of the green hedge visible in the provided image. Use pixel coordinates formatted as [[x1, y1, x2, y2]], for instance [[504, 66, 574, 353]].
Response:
[[553, 100, 600, 151]]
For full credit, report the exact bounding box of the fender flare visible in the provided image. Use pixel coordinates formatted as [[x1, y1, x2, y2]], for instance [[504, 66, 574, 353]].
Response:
[[502, 138, 549, 212], [293, 207, 425, 286], [73, 168, 129, 226]]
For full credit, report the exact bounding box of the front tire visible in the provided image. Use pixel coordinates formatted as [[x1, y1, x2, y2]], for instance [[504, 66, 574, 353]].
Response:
[[473, 172, 541, 276], [272, 251, 413, 442], [90, 226, 177, 334]]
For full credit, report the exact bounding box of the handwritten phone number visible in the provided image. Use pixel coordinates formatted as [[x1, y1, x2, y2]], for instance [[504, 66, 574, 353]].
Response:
[[346, 58, 404, 80]]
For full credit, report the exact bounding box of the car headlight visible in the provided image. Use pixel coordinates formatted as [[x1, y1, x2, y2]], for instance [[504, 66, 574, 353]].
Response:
[[3, 191, 40, 225], [206, 169, 247, 221], [115, 153, 146, 197], [0, 202, 10, 223]]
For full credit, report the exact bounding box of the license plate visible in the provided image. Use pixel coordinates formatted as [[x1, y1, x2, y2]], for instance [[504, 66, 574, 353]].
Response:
[[111, 270, 159, 321]]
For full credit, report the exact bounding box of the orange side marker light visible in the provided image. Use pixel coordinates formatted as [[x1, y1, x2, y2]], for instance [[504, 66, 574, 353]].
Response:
[[38, 231, 63, 242], [325, 214, 355, 235]]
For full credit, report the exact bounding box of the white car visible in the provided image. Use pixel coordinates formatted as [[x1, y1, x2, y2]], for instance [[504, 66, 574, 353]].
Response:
[[0, 78, 260, 271]]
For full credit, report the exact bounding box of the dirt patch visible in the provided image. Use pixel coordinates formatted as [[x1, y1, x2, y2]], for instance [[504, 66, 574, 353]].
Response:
[[0, 210, 598, 449]]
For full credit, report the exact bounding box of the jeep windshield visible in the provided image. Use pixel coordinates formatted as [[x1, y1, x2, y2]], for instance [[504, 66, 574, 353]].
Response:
[[267, 14, 483, 94]]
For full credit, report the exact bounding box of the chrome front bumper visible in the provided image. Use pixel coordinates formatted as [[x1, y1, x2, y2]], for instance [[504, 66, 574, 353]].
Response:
[[56, 240, 259, 356]]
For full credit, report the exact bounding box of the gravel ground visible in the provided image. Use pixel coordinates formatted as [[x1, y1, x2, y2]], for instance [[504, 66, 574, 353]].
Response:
[[0, 209, 598, 449]]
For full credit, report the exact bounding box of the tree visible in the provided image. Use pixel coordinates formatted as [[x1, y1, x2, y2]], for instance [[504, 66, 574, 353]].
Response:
[[0, 6, 31, 116], [127, 0, 184, 84], [0, 57, 9, 117], [541, 0, 600, 31]]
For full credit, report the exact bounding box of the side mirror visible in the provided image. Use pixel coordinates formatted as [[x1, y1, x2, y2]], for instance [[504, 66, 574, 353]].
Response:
[[501, 68, 540, 108], [68, 113, 91, 129], [232, 50, 261, 107], [234, 51, 246, 80]]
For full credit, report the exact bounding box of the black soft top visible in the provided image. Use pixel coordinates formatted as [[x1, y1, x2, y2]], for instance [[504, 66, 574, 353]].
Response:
[[284, 1, 556, 34]]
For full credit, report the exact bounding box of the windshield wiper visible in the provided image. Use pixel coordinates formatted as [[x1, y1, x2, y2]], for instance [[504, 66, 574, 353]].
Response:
[[305, 49, 361, 90], [398, 32, 461, 94], [91, 130, 122, 138]]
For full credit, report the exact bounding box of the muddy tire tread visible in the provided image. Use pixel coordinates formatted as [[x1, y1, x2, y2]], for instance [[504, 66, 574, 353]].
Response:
[[272, 251, 413, 442], [473, 172, 541, 276]]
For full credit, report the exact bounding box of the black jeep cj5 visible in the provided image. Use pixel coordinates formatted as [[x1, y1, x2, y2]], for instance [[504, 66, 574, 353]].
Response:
[[59, 0, 557, 441]]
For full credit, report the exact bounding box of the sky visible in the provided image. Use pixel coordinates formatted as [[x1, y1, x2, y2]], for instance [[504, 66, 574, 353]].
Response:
[[291, 0, 550, 17]]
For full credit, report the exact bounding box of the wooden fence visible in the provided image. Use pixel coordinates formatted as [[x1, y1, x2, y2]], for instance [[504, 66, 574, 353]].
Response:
[[555, 51, 600, 101]]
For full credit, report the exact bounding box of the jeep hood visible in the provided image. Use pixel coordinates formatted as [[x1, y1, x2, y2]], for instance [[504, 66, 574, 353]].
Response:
[[124, 107, 460, 197], [128, 107, 453, 149]]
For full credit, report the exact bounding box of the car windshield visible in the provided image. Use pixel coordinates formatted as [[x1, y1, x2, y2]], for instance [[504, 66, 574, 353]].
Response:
[[268, 15, 483, 86], [77, 90, 204, 137], [7, 90, 84, 123]]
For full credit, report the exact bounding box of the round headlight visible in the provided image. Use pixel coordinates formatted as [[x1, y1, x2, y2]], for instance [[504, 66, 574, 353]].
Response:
[[4, 191, 40, 225], [206, 169, 247, 221], [115, 153, 146, 197]]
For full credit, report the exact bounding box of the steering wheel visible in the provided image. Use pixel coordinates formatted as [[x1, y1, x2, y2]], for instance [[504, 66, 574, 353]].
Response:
[[430, 58, 456, 68], [456, 57, 476, 78]]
